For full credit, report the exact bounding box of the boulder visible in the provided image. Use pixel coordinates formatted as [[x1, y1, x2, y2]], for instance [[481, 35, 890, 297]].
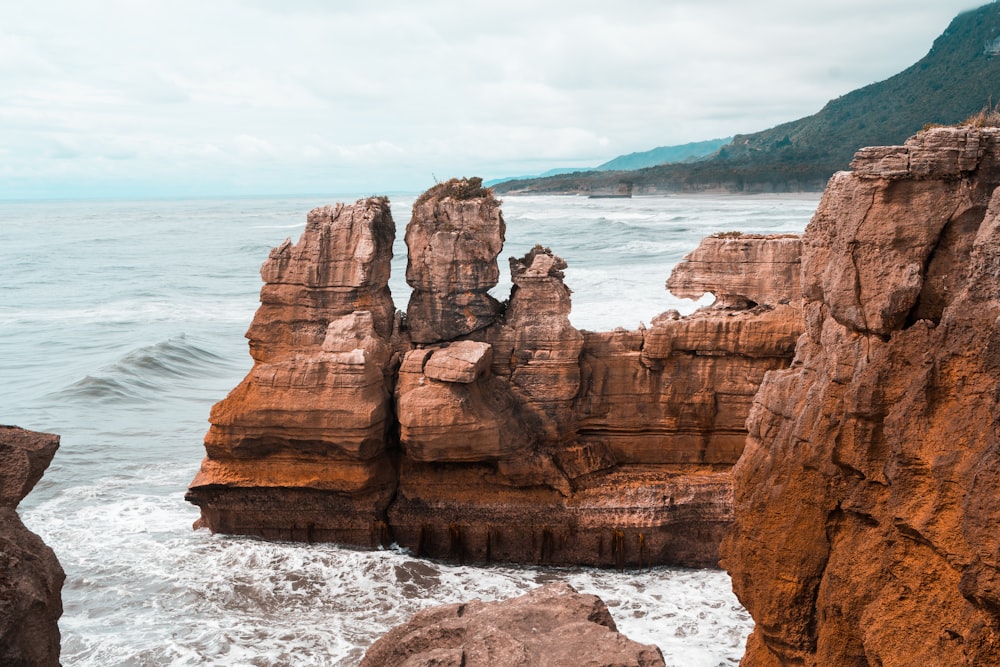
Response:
[[360, 583, 665, 667], [0, 425, 64, 667]]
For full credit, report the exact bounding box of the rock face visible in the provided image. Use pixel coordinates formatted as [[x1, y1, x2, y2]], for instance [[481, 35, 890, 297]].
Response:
[[188, 178, 803, 568], [0, 425, 64, 667], [404, 179, 505, 344], [721, 126, 1000, 665], [187, 198, 399, 545], [360, 583, 665, 667]]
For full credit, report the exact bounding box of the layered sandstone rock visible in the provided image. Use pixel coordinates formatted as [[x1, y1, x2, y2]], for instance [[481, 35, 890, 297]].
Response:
[[666, 233, 801, 308], [721, 127, 1000, 665], [405, 178, 505, 344], [186, 198, 399, 546], [0, 425, 64, 667], [189, 180, 803, 568], [360, 583, 665, 667]]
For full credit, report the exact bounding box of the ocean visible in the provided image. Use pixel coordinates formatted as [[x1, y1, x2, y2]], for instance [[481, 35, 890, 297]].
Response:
[[1, 192, 820, 666]]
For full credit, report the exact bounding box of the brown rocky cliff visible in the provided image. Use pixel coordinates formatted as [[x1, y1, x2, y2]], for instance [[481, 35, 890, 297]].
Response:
[[721, 127, 1000, 665], [0, 425, 64, 667], [188, 179, 803, 568]]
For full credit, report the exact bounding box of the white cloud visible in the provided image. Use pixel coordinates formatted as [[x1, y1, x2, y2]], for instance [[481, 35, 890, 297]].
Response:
[[0, 0, 987, 198]]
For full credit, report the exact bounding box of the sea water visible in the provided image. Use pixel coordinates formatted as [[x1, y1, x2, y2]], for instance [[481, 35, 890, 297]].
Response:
[[0, 193, 820, 666]]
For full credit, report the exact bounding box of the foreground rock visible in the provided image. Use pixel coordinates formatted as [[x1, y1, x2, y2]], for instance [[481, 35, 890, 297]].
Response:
[[0, 425, 64, 667], [188, 178, 803, 568], [721, 126, 1000, 665], [360, 583, 665, 667]]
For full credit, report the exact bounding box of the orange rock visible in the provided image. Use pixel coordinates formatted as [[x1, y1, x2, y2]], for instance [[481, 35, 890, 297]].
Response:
[[721, 127, 1000, 665], [189, 183, 804, 569], [186, 199, 399, 545], [404, 178, 505, 343]]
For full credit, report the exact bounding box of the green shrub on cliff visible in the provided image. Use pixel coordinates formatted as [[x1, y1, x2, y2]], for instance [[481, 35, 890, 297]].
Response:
[[415, 177, 496, 206]]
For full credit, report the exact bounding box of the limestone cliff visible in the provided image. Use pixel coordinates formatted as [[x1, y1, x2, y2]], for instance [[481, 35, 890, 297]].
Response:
[[188, 178, 803, 568], [721, 127, 1000, 665], [0, 425, 64, 667]]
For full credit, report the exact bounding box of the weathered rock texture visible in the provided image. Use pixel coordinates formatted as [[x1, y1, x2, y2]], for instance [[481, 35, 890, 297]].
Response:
[[187, 198, 399, 545], [405, 179, 505, 344], [0, 425, 64, 667], [188, 178, 803, 568], [360, 583, 665, 667], [721, 126, 1000, 665]]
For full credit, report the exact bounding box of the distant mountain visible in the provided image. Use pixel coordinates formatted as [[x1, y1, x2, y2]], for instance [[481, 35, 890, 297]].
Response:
[[595, 138, 730, 171], [485, 138, 729, 187], [494, 2, 1000, 195]]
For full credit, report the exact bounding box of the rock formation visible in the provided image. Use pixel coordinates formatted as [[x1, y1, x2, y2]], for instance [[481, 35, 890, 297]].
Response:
[[188, 199, 399, 545], [360, 583, 665, 667], [721, 126, 1000, 665], [188, 178, 803, 568], [404, 178, 505, 343], [0, 425, 64, 667]]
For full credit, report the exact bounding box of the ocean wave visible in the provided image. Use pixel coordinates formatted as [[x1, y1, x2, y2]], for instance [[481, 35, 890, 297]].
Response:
[[51, 335, 238, 404]]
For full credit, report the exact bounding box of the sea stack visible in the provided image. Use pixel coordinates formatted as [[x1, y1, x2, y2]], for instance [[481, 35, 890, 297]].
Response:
[[721, 126, 1000, 665], [187, 198, 399, 545], [188, 177, 803, 568], [404, 177, 505, 343], [0, 425, 64, 667]]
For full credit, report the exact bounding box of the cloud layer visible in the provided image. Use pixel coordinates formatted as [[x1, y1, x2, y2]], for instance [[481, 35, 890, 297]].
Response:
[[0, 0, 985, 198]]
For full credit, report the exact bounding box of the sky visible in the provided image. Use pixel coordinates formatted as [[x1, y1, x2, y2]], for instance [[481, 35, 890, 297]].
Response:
[[0, 0, 988, 199]]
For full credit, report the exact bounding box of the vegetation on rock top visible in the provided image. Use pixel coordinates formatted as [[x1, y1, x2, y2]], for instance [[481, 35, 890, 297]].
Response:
[[414, 177, 497, 207]]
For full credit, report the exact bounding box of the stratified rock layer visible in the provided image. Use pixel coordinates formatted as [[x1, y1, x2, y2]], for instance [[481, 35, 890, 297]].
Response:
[[187, 198, 399, 546], [405, 179, 505, 344], [0, 425, 63, 667], [360, 583, 665, 667], [721, 126, 1000, 665], [189, 180, 803, 568]]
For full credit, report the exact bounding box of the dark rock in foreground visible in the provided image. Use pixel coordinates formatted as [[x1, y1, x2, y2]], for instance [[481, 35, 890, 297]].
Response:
[[0, 425, 64, 667], [360, 582, 665, 667]]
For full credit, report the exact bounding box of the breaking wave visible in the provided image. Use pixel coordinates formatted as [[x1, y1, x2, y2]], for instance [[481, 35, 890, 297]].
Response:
[[52, 335, 238, 404]]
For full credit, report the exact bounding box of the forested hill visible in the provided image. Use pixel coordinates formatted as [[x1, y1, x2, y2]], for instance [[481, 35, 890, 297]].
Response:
[[494, 2, 1000, 195]]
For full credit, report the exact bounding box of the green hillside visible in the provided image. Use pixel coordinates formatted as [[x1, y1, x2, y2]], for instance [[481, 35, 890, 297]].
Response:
[[495, 2, 1000, 195], [595, 138, 730, 171]]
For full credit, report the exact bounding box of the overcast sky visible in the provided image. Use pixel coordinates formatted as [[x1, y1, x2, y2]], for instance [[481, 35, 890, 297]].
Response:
[[0, 0, 987, 199]]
